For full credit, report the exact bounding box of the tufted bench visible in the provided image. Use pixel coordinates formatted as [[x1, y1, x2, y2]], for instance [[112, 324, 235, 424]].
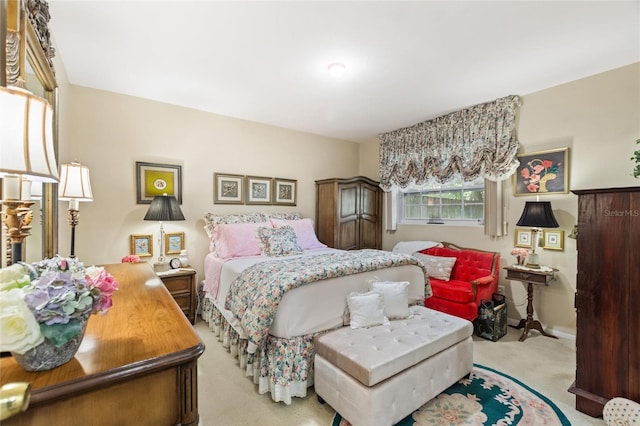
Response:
[[314, 305, 473, 426]]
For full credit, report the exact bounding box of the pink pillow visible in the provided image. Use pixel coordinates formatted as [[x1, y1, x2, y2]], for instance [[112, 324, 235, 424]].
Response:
[[270, 218, 327, 250], [212, 222, 271, 259]]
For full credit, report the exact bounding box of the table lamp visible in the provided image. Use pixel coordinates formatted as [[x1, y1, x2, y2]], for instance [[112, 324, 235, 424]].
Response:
[[58, 161, 93, 258], [144, 194, 185, 272], [0, 86, 59, 263], [516, 201, 559, 268]]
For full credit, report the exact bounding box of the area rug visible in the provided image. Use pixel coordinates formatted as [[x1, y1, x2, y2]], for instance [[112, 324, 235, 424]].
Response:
[[331, 364, 571, 425]]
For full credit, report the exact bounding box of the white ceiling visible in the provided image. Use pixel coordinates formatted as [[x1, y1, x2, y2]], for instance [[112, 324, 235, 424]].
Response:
[[47, 1, 640, 142]]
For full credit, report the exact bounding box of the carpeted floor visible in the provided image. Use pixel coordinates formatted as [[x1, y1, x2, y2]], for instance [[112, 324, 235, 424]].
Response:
[[194, 320, 605, 425], [331, 364, 571, 425]]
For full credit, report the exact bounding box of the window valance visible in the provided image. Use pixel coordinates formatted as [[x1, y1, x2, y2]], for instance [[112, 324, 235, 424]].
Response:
[[378, 95, 521, 190]]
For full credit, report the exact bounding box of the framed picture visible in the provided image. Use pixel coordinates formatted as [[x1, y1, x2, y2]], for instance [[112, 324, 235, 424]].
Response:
[[514, 229, 532, 249], [542, 229, 564, 251], [165, 232, 184, 254], [130, 234, 153, 257], [514, 147, 569, 196], [273, 178, 297, 206], [136, 162, 182, 204], [214, 173, 244, 204], [245, 176, 272, 205]]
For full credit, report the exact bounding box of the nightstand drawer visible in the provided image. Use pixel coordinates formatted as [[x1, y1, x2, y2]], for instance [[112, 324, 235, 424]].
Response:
[[163, 275, 192, 293], [158, 269, 196, 324], [507, 269, 547, 284], [171, 293, 191, 311]]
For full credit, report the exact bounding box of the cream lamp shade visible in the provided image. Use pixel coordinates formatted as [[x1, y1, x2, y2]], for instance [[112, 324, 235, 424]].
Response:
[[0, 86, 59, 183], [58, 162, 93, 209]]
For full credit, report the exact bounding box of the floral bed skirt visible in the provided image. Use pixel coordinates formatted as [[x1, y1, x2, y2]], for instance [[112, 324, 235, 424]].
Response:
[[201, 296, 318, 405]]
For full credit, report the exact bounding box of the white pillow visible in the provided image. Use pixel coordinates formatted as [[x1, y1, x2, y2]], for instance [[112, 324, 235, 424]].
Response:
[[346, 292, 389, 329], [412, 252, 457, 281], [370, 281, 411, 319]]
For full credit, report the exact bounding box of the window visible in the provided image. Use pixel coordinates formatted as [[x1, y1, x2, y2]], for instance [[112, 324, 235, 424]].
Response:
[[401, 176, 484, 225]]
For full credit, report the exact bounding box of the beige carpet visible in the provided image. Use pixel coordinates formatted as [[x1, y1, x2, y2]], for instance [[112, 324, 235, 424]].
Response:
[[194, 320, 604, 426]]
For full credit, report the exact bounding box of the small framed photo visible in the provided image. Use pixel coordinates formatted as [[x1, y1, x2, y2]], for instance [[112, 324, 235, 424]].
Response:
[[165, 232, 184, 255], [273, 178, 297, 206], [130, 234, 153, 257], [514, 229, 533, 249], [214, 173, 244, 204], [245, 176, 272, 205], [542, 229, 564, 251], [136, 162, 182, 204], [514, 147, 569, 196]]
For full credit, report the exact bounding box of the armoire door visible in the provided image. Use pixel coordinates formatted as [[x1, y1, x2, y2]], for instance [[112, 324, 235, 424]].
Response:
[[336, 182, 360, 250], [358, 182, 381, 249]]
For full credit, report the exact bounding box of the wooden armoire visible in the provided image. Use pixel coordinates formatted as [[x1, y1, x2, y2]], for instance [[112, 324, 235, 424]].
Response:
[[315, 176, 382, 250], [569, 187, 640, 417]]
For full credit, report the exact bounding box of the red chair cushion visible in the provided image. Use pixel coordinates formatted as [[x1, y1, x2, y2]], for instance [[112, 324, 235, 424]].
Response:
[[429, 279, 474, 303]]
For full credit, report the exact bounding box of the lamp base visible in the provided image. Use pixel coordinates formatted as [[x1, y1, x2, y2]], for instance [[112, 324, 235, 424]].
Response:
[[525, 252, 540, 269], [153, 262, 170, 273]]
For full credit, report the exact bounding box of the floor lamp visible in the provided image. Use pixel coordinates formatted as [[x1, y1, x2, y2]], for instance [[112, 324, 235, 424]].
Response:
[[58, 162, 93, 258], [516, 201, 559, 269], [144, 194, 185, 272]]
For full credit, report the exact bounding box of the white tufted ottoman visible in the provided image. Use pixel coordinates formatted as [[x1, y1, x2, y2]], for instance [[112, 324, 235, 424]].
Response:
[[314, 305, 473, 426]]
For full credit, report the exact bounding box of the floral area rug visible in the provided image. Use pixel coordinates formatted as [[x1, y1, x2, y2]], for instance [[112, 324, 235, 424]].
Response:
[[331, 364, 571, 425]]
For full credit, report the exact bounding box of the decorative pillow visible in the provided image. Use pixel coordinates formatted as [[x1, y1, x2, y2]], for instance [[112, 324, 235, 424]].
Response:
[[212, 222, 270, 259], [412, 253, 457, 281], [270, 218, 327, 250], [346, 291, 389, 329], [204, 213, 268, 253], [267, 212, 303, 221], [370, 281, 411, 319], [256, 225, 303, 257]]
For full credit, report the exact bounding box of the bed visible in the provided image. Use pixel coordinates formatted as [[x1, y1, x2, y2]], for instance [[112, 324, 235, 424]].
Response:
[[200, 212, 431, 404]]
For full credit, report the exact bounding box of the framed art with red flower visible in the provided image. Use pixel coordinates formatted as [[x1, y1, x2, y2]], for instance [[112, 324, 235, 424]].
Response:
[[514, 147, 569, 196]]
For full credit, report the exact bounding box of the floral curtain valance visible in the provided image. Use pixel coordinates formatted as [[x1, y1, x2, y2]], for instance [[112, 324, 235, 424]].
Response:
[[378, 95, 521, 190]]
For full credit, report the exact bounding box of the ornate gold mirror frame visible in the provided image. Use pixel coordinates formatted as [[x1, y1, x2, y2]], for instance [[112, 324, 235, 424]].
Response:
[[2, 0, 58, 264]]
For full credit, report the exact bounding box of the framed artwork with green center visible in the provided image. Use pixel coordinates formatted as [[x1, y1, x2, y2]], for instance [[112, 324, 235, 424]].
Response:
[[136, 161, 182, 204]]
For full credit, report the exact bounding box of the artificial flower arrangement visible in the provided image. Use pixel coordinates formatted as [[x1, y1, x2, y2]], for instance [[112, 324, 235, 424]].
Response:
[[121, 254, 141, 263], [0, 256, 118, 355], [510, 248, 529, 265]]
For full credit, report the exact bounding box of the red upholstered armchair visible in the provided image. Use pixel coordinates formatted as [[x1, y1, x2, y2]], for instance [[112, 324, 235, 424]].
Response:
[[420, 242, 500, 321]]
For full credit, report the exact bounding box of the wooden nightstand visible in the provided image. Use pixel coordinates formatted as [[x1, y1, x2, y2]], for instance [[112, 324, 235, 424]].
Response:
[[158, 269, 196, 324], [504, 265, 558, 342]]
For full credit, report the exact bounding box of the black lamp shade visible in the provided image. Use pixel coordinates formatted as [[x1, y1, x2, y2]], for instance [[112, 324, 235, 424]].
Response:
[[516, 201, 558, 228], [143, 195, 185, 221]]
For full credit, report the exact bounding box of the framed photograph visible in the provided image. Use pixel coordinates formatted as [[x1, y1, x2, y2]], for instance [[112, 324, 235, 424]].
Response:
[[542, 229, 564, 251], [245, 176, 272, 205], [514, 229, 533, 249], [165, 232, 184, 254], [130, 234, 153, 257], [214, 173, 244, 204], [136, 162, 182, 204], [514, 147, 569, 196], [273, 178, 297, 206]]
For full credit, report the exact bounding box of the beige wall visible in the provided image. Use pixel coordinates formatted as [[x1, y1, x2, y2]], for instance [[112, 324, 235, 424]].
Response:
[[360, 62, 640, 336], [56, 86, 361, 282]]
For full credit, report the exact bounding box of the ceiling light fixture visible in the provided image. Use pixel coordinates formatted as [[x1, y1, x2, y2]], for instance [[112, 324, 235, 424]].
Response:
[[327, 62, 346, 78]]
